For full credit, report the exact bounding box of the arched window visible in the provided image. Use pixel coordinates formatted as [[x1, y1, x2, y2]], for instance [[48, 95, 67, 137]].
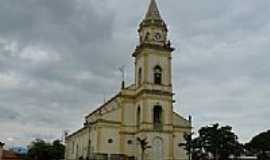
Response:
[[153, 105, 163, 129], [137, 107, 141, 128], [154, 66, 162, 84], [138, 68, 142, 85]]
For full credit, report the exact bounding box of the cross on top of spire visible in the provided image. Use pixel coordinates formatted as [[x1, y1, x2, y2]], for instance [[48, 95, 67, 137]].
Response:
[[145, 0, 162, 20]]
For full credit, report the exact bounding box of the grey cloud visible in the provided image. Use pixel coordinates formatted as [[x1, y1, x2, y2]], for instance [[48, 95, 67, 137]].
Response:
[[0, 107, 20, 121]]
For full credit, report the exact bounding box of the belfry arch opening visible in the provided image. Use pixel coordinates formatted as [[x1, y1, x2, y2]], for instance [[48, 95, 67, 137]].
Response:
[[154, 65, 162, 84]]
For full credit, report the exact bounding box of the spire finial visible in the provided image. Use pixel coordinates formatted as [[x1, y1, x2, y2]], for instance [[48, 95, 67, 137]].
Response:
[[145, 0, 162, 20]]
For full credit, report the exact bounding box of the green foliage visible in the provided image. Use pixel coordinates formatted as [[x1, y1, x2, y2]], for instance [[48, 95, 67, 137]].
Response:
[[198, 124, 243, 159], [179, 133, 193, 160], [246, 130, 270, 160], [51, 140, 65, 160], [182, 123, 243, 160], [26, 139, 65, 160]]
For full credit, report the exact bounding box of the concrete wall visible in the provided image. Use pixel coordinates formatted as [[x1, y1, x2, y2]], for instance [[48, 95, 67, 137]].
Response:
[[65, 127, 94, 160], [143, 97, 173, 125], [123, 102, 136, 126], [146, 50, 171, 86], [135, 48, 172, 87], [98, 127, 120, 154]]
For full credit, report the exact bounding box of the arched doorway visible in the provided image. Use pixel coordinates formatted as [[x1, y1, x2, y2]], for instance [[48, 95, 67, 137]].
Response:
[[152, 137, 163, 160]]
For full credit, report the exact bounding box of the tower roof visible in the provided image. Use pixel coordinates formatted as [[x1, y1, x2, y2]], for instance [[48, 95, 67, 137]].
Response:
[[145, 0, 162, 20], [138, 0, 168, 34]]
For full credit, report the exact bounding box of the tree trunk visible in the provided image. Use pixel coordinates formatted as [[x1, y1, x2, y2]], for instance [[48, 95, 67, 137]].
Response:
[[141, 150, 144, 160]]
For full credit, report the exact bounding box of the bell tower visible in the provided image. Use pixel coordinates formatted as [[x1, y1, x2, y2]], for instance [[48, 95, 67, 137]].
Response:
[[133, 0, 176, 134], [133, 0, 174, 90]]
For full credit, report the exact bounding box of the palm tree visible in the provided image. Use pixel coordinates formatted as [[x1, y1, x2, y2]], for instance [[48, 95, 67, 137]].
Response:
[[137, 137, 151, 160]]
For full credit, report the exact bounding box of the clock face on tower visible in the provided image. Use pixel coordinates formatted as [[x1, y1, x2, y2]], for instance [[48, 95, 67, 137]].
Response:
[[153, 32, 162, 41]]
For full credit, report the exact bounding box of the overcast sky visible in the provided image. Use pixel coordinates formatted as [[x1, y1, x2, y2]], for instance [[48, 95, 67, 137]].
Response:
[[0, 0, 269, 147]]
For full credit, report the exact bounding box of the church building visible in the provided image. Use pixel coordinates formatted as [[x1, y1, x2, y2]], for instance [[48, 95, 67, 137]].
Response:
[[65, 0, 192, 160]]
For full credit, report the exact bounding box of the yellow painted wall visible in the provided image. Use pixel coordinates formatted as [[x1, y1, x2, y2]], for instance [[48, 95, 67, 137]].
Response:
[[98, 127, 120, 154]]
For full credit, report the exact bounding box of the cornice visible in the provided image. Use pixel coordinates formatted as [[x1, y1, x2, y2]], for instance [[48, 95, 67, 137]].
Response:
[[132, 43, 174, 57], [138, 19, 168, 32], [119, 88, 173, 100], [65, 126, 88, 140]]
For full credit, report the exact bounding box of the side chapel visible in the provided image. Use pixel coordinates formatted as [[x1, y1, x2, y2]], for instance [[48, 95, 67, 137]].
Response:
[[65, 0, 192, 160]]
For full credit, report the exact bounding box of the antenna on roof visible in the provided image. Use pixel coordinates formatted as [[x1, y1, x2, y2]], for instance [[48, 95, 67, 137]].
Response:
[[119, 65, 126, 89]]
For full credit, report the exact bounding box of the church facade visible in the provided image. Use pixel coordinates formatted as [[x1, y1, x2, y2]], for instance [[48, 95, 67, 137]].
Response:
[[65, 0, 191, 160]]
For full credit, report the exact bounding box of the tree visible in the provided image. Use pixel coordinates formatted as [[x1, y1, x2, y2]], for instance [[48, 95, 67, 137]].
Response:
[[198, 124, 243, 160], [26, 139, 65, 160], [137, 137, 151, 160], [27, 139, 51, 160], [180, 132, 210, 160], [179, 133, 193, 160], [245, 130, 270, 160], [50, 140, 65, 160], [181, 124, 243, 160]]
